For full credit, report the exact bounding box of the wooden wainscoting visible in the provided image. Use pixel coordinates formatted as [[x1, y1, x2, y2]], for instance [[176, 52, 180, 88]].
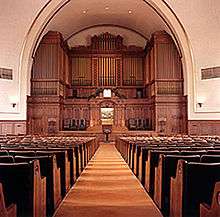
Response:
[[188, 120, 220, 135], [0, 120, 26, 135]]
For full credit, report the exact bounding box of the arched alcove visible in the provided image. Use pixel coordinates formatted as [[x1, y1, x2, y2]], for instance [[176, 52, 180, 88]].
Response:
[[18, 0, 194, 132]]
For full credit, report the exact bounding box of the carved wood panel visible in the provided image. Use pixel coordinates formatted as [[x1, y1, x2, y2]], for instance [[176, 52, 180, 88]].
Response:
[[28, 30, 187, 135]]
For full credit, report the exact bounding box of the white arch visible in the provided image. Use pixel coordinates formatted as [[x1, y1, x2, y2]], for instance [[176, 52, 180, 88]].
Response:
[[19, 0, 195, 119]]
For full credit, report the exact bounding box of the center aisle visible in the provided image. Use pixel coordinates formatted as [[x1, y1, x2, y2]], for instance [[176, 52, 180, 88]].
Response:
[[54, 144, 163, 217]]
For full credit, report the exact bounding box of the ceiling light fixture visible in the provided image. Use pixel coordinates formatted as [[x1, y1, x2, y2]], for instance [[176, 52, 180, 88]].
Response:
[[128, 10, 132, 14], [83, 10, 87, 14], [105, 6, 109, 10]]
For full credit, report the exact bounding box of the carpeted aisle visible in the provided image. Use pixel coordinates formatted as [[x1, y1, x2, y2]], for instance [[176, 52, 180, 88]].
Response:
[[54, 144, 163, 217]]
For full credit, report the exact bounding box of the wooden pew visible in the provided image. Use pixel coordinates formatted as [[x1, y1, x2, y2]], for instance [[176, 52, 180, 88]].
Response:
[[73, 145, 81, 179], [200, 154, 220, 217], [86, 140, 94, 163], [82, 143, 87, 169], [14, 155, 61, 217], [145, 150, 179, 196], [46, 148, 74, 186], [200, 181, 220, 217], [133, 144, 140, 177], [131, 143, 144, 172], [0, 156, 14, 163], [9, 146, 76, 186], [84, 142, 89, 165], [8, 150, 36, 157], [78, 144, 84, 172], [132, 143, 138, 173], [118, 139, 130, 163], [133, 144, 150, 177], [7, 147, 70, 181], [0, 183, 16, 217], [36, 150, 70, 198], [136, 143, 167, 180], [180, 150, 207, 155], [207, 150, 220, 155], [170, 160, 220, 217], [0, 150, 8, 156], [49, 144, 90, 183], [201, 155, 220, 163], [85, 139, 96, 164], [154, 154, 200, 216], [137, 145, 144, 182], [138, 146, 166, 185], [137, 145, 150, 183], [129, 143, 134, 169], [0, 161, 46, 217]]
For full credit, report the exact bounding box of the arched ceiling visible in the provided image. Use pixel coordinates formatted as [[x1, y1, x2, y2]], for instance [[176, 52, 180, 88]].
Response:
[[44, 0, 170, 48], [67, 25, 148, 47]]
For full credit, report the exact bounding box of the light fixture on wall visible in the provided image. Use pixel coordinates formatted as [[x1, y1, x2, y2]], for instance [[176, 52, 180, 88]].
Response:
[[9, 95, 19, 108], [11, 103, 16, 108], [197, 96, 206, 108], [198, 102, 202, 108]]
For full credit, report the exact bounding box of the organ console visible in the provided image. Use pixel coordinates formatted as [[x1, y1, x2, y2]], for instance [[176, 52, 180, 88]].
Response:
[[27, 30, 187, 139]]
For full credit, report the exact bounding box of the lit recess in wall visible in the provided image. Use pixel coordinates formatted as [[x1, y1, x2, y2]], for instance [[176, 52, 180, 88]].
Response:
[[105, 6, 109, 10], [103, 89, 111, 98]]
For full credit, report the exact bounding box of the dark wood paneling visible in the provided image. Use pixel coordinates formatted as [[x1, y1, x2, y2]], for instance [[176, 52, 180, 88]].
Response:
[[188, 120, 220, 135], [0, 121, 26, 135], [144, 31, 186, 135], [27, 96, 62, 135], [28, 30, 187, 135]]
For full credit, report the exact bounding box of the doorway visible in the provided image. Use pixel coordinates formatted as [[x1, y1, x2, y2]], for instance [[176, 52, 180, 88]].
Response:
[[101, 107, 114, 125]]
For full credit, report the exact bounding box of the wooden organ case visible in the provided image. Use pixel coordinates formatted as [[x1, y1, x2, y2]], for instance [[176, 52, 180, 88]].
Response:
[[27, 31, 187, 136]]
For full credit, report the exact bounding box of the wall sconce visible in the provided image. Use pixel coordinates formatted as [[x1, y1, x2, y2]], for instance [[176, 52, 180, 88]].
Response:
[[197, 97, 206, 108], [198, 102, 203, 108], [9, 95, 19, 108], [11, 103, 16, 108]]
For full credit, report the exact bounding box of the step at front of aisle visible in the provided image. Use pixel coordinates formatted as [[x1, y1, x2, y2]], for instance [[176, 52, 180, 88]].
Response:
[[54, 144, 163, 217]]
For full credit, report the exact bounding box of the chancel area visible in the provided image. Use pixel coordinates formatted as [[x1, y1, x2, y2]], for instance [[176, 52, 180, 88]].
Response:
[[27, 30, 186, 140], [0, 1, 220, 217]]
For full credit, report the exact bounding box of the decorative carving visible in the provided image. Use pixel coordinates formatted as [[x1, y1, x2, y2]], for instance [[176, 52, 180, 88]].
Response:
[[71, 32, 144, 53], [88, 88, 104, 100], [91, 32, 124, 50], [87, 88, 126, 101], [111, 88, 126, 99], [27, 30, 188, 136]]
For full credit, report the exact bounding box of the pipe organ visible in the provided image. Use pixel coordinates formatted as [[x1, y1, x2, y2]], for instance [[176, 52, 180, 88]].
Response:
[[97, 57, 117, 86], [27, 30, 187, 137], [72, 57, 92, 86], [70, 32, 145, 91], [123, 57, 144, 86]]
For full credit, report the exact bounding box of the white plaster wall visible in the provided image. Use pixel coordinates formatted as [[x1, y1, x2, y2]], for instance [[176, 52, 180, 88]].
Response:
[[165, 0, 220, 119], [67, 26, 147, 48], [0, 0, 49, 119]]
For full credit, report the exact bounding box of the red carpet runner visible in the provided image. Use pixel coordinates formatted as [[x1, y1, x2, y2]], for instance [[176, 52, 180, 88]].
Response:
[[54, 144, 163, 217]]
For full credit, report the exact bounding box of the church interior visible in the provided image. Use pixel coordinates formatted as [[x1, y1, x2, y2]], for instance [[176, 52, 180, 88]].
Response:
[[0, 0, 220, 217]]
